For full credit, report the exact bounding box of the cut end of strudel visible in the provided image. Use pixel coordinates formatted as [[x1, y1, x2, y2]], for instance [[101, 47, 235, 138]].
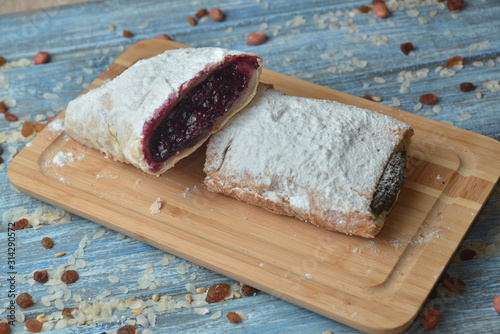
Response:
[[65, 47, 262, 175], [204, 85, 414, 238]]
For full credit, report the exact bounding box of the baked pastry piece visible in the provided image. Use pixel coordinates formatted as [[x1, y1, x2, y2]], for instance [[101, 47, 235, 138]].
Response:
[[204, 85, 413, 238], [65, 47, 262, 174]]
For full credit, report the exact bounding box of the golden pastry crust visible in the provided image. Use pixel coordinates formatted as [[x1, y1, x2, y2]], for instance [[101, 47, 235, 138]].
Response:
[[204, 85, 413, 238]]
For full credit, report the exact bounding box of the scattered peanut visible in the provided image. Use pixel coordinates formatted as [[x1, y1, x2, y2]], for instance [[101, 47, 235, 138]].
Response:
[[186, 17, 197, 26], [185, 293, 193, 304], [151, 294, 160, 302], [108, 24, 115, 31], [372, 0, 390, 19], [209, 8, 225, 22], [54, 251, 66, 257], [34, 51, 50, 65], [246, 31, 268, 46], [196, 286, 206, 293]]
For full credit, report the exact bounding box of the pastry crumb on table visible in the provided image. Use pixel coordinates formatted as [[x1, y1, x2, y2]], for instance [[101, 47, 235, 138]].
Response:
[[0, 0, 499, 334]]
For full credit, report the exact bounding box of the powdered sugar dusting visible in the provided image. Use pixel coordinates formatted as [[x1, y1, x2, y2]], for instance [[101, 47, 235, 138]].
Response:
[[48, 118, 65, 132], [52, 152, 74, 167], [205, 86, 411, 219]]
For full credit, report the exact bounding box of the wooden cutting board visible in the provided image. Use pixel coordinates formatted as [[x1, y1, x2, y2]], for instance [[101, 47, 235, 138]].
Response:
[[8, 39, 500, 334]]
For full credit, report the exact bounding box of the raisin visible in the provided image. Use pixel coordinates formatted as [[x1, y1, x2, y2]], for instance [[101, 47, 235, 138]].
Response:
[[419, 93, 438, 105], [437, 271, 449, 283], [33, 270, 49, 283], [447, 0, 464, 11], [16, 293, 34, 308], [34, 122, 46, 132], [21, 122, 35, 137], [420, 306, 440, 330], [205, 283, 231, 303], [459, 248, 476, 260], [0, 101, 7, 113], [12, 218, 29, 230], [427, 288, 438, 300], [359, 5, 371, 14], [0, 322, 10, 334], [25, 319, 43, 333], [61, 270, 79, 284], [459, 82, 475, 92], [0, 145, 3, 154], [0, 57, 5, 67], [4, 112, 18, 121], [117, 325, 137, 334], [400, 42, 414, 55], [195, 8, 208, 18], [226, 311, 241, 323], [445, 56, 463, 67], [0, 157, 3, 164], [62, 308, 78, 318], [240, 283, 259, 296], [122, 30, 134, 38], [41, 237, 54, 249], [442, 277, 466, 294]]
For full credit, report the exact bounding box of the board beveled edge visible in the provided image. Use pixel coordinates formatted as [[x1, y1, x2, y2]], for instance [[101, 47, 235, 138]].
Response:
[[7, 39, 500, 334]]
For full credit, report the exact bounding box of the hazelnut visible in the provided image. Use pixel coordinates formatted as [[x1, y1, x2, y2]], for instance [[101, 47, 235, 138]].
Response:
[[246, 31, 268, 46], [209, 8, 225, 22], [34, 51, 50, 65]]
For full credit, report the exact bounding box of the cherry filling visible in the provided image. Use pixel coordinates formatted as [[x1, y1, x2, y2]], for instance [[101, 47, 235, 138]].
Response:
[[147, 58, 258, 168]]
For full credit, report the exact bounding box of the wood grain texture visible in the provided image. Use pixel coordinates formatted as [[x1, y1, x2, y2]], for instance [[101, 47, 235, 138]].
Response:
[[1, 1, 499, 333], [7, 39, 500, 333]]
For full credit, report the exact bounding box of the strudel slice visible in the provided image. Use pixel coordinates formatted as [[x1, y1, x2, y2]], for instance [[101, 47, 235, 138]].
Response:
[[204, 85, 413, 238], [65, 47, 262, 174]]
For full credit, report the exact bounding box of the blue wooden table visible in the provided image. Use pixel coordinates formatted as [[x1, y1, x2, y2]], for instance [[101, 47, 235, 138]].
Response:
[[1, 1, 499, 333]]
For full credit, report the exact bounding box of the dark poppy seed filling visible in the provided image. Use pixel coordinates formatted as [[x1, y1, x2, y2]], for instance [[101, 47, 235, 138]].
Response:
[[370, 149, 407, 216], [147, 58, 258, 167]]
